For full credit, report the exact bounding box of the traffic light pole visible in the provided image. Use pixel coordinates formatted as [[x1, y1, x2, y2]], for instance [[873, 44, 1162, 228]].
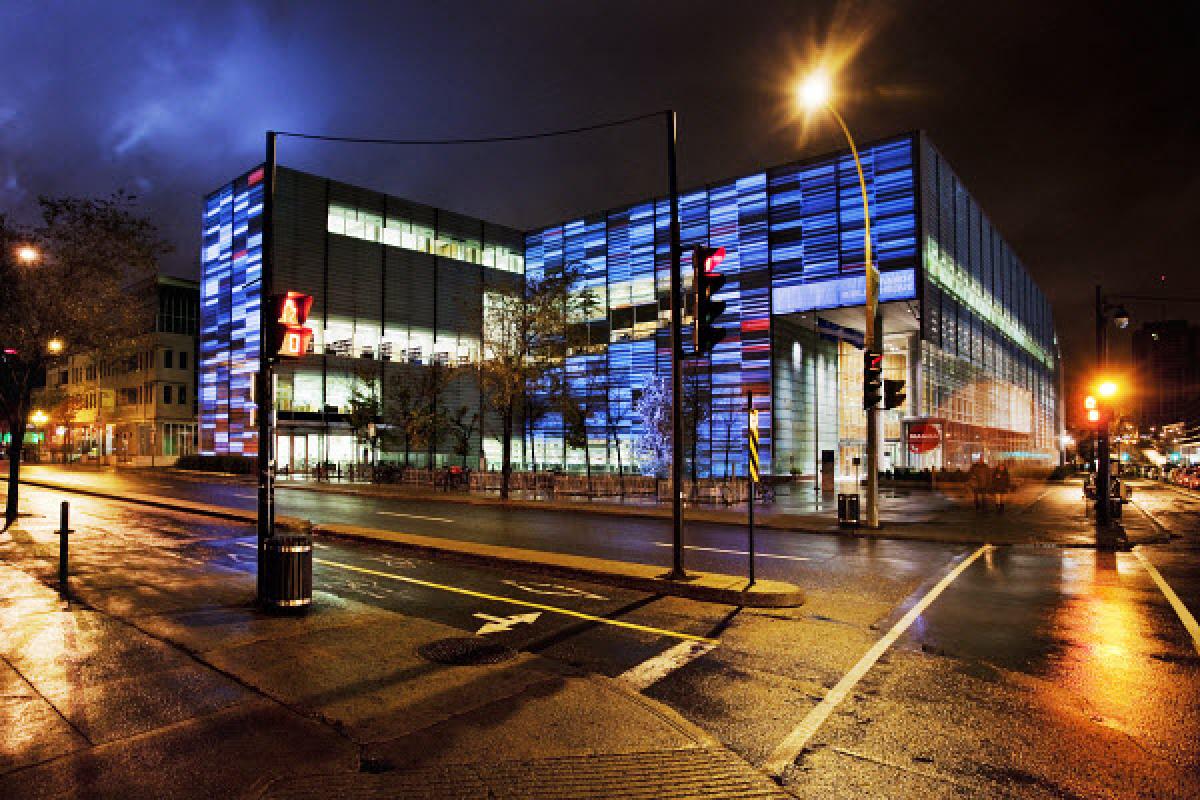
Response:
[[1094, 285, 1111, 531], [665, 110, 687, 581], [257, 130, 277, 602]]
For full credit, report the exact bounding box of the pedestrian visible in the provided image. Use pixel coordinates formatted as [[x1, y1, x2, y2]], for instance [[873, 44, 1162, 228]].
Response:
[[967, 459, 993, 511], [992, 463, 1012, 512]]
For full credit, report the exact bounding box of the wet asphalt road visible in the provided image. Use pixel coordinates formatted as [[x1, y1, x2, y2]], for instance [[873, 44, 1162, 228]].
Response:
[[9, 469, 1200, 797]]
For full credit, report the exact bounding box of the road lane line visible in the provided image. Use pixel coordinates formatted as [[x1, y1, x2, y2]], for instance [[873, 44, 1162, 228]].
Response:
[[376, 510, 455, 523], [652, 542, 810, 561], [764, 544, 991, 777], [1133, 547, 1200, 656], [618, 639, 719, 690], [302, 554, 715, 644]]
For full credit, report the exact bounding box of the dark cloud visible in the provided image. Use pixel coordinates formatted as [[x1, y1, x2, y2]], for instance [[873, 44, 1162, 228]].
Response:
[[2, 0, 1196, 392]]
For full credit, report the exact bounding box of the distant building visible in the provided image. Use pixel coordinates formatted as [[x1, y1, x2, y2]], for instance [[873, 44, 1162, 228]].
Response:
[[37, 276, 200, 464], [1132, 320, 1200, 431]]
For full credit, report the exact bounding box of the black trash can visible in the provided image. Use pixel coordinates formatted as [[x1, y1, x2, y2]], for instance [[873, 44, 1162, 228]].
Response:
[[261, 533, 313, 613], [838, 492, 860, 528]]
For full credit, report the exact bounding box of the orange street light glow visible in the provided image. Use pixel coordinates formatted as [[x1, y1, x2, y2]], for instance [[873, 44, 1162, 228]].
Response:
[[1097, 381, 1118, 398], [16, 245, 40, 264]]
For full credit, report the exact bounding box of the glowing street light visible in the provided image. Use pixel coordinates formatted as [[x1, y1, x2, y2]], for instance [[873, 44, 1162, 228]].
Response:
[[47, 338, 64, 354], [30, 410, 48, 427], [797, 71, 832, 110], [1097, 380, 1118, 398], [16, 245, 40, 265]]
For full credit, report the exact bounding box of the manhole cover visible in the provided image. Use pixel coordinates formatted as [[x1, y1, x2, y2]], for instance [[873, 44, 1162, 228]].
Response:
[[418, 637, 518, 665]]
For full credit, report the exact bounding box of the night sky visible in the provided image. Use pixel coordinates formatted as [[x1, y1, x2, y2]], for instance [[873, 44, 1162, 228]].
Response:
[[3, 1, 1195, 399]]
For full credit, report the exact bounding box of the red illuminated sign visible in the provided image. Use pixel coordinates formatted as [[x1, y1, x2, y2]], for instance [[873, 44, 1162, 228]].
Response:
[[907, 422, 941, 454], [269, 291, 313, 359], [703, 246, 727, 273]]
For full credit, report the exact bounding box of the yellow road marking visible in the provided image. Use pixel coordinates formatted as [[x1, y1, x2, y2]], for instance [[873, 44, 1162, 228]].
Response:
[[765, 544, 991, 777], [313, 556, 717, 644], [1133, 547, 1200, 656]]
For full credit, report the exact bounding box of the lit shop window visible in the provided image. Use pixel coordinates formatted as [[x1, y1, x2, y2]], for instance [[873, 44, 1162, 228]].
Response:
[[327, 202, 524, 274]]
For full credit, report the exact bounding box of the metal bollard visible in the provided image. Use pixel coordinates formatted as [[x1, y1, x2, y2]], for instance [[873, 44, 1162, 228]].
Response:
[[58, 501, 73, 595]]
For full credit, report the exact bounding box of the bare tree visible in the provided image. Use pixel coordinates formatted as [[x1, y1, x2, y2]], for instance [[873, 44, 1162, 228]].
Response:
[[2, 194, 166, 527]]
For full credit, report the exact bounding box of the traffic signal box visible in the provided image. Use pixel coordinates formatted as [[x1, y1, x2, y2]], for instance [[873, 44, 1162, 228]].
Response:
[[1084, 395, 1112, 427], [692, 246, 727, 356], [884, 378, 906, 410], [268, 292, 314, 359], [863, 350, 883, 410]]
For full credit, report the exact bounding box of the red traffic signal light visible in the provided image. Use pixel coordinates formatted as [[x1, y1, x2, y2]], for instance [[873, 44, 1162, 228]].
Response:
[[863, 350, 883, 410], [268, 291, 313, 359], [693, 246, 727, 355]]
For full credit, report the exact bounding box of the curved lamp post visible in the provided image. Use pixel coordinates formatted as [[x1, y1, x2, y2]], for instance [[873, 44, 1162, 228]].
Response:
[[798, 72, 882, 528]]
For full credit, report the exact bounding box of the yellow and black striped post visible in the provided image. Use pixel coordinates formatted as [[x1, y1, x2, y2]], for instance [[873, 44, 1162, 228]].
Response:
[[747, 394, 759, 587]]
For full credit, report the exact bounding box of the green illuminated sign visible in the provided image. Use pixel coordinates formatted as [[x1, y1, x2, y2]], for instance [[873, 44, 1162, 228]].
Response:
[[924, 239, 1052, 368]]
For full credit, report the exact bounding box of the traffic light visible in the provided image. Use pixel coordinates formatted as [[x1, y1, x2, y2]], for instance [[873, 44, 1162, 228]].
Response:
[[267, 291, 314, 359], [1084, 394, 1110, 427], [884, 378, 906, 410], [692, 245, 727, 355], [863, 350, 883, 409]]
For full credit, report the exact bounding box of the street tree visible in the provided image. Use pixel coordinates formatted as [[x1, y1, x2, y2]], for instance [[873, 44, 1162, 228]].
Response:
[[476, 263, 588, 499], [383, 373, 416, 466], [409, 360, 453, 468], [346, 369, 381, 465], [446, 405, 479, 468], [1, 195, 166, 527]]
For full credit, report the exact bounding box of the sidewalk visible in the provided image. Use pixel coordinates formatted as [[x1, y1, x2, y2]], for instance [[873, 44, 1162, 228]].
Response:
[[0, 495, 792, 799]]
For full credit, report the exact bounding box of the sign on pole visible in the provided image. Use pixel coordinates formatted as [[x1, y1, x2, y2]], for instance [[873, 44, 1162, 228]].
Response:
[[748, 409, 760, 484]]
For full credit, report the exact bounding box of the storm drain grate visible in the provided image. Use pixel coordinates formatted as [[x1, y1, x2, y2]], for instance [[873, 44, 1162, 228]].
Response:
[[418, 637, 518, 666]]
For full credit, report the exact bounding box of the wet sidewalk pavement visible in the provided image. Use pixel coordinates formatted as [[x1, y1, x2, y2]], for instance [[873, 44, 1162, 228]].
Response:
[[0, 492, 790, 799]]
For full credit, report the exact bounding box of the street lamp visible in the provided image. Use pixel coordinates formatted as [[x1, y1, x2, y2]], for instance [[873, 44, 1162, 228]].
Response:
[[47, 338, 64, 355], [30, 410, 48, 427], [16, 245, 40, 265], [798, 69, 883, 528]]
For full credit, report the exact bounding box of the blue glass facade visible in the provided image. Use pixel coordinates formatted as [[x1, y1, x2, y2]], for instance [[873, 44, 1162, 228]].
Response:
[[200, 167, 264, 455], [525, 135, 922, 477]]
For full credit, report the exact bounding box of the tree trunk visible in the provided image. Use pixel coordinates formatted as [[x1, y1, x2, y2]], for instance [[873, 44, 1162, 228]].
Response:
[[5, 422, 25, 528], [500, 408, 513, 500]]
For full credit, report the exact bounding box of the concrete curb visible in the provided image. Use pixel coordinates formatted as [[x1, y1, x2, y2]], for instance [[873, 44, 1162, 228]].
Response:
[[313, 522, 805, 608]]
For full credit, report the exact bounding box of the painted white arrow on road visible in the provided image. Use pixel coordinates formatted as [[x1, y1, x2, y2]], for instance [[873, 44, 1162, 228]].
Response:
[[473, 611, 542, 636]]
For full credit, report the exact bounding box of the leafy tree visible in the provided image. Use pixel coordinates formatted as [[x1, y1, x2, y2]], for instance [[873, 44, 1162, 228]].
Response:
[[346, 371, 380, 464], [561, 384, 593, 496], [409, 360, 453, 468], [476, 263, 588, 499], [1, 194, 166, 527], [383, 373, 415, 466]]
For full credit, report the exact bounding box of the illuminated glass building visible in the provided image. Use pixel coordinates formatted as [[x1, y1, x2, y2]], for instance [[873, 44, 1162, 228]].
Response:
[[201, 132, 1060, 476]]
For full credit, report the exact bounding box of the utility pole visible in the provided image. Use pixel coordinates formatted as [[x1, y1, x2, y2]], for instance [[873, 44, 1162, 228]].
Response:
[[665, 110, 686, 580], [1094, 284, 1111, 531], [256, 130, 277, 602]]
